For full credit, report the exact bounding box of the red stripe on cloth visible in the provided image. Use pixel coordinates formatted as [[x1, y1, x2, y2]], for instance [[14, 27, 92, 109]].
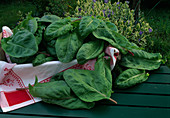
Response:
[[60, 64, 84, 72], [39, 76, 51, 83], [1, 69, 36, 106], [4, 90, 32, 106], [9, 70, 36, 103]]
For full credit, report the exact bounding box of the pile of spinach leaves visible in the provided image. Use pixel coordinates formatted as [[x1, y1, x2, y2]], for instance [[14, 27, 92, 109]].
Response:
[[1, 14, 162, 109]]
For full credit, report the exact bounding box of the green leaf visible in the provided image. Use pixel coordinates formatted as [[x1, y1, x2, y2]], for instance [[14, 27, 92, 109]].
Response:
[[130, 42, 140, 49], [71, 17, 81, 28], [32, 54, 54, 66], [76, 40, 104, 64], [63, 56, 113, 102], [105, 21, 118, 32], [131, 49, 162, 60], [1, 30, 38, 58], [45, 19, 73, 41], [55, 32, 83, 63], [10, 56, 34, 64], [114, 69, 148, 89], [47, 39, 56, 47], [79, 16, 100, 38], [38, 15, 61, 23], [29, 80, 71, 99], [29, 78, 94, 109], [45, 39, 57, 57], [13, 17, 38, 34], [34, 24, 46, 45], [35, 36, 42, 46], [50, 72, 64, 82], [92, 27, 127, 54], [93, 20, 140, 54], [27, 18, 38, 34], [111, 31, 140, 51], [42, 97, 95, 109], [120, 49, 162, 70], [46, 46, 56, 57]]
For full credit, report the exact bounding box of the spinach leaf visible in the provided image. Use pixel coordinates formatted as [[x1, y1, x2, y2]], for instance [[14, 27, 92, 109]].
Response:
[[46, 46, 56, 57], [92, 27, 127, 54], [111, 31, 140, 51], [42, 97, 95, 109], [29, 78, 70, 99], [50, 72, 64, 82], [32, 54, 54, 66], [79, 16, 100, 38], [27, 18, 38, 34], [70, 17, 81, 28], [63, 55, 113, 102], [35, 24, 46, 45], [129, 49, 162, 60], [93, 20, 140, 54], [105, 21, 118, 32], [44, 39, 57, 57], [131, 42, 140, 49], [46, 39, 56, 47], [38, 15, 61, 23], [105, 21, 138, 50], [1, 30, 38, 58], [13, 16, 38, 34], [114, 69, 148, 89], [76, 40, 104, 64], [44, 18, 73, 41], [35, 36, 42, 46], [29, 77, 95, 109], [120, 49, 162, 70], [55, 32, 83, 63], [10, 56, 34, 64]]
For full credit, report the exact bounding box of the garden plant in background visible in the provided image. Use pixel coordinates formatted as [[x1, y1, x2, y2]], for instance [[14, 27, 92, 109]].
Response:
[[144, 8, 170, 67], [32, 0, 77, 17], [65, 0, 153, 48]]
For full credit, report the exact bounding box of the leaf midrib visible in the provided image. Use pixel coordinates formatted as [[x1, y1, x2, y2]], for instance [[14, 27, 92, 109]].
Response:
[[8, 41, 36, 52], [124, 56, 162, 63], [119, 72, 145, 84]]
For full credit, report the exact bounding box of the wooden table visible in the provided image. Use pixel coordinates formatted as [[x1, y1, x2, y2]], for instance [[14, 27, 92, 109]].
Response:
[[0, 66, 170, 118]]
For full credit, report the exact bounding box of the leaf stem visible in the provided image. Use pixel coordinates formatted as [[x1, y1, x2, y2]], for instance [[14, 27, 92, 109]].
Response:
[[109, 98, 117, 104], [128, 50, 134, 56], [16, 87, 28, 90], [72, 18, 82, 23], [38, 51, 51, 56]]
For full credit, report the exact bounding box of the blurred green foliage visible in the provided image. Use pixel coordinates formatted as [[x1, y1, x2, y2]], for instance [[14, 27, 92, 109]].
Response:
[[144, 8, 170, 67], [0, 0, 36, 32], [32, 0, 77, 17]]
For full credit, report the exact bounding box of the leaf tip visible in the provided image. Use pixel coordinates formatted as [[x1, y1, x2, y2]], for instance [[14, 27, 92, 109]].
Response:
[[146, 73, 150, 77], [34, 75, 39, 86]]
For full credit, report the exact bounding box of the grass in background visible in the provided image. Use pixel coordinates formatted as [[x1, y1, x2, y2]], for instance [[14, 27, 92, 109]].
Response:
[[143, 8, 170, 67], [0, 1, 36, 32]]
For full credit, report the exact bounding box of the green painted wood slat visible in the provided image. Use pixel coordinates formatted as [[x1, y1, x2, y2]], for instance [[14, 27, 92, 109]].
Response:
[[153, 66, 170, 74], [4, 103, 170, 118], [100, 93, 170, 108], [114, 83, 170, 95], [0, 113, 58, 118], [146, 74, 170, 83]]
